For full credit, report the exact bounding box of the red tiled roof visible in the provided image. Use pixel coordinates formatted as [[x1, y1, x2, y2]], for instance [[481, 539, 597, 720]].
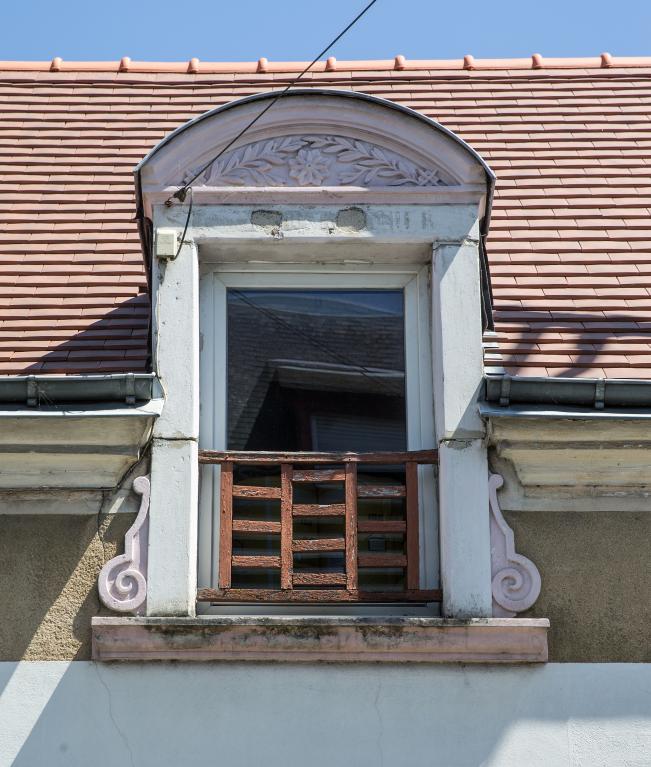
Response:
[[2, 55, 651, 378]]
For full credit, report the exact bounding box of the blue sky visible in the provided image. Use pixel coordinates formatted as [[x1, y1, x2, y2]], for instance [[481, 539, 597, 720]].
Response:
[[3, 0, 650, 61]]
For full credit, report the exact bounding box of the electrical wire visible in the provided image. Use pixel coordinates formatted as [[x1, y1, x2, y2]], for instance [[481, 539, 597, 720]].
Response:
[[165, 0, 380, 258], [170, 186, 192, 260]]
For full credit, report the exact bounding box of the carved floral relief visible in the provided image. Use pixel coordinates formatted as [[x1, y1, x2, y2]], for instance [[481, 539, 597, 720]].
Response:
[[183, 135, 447, 188]]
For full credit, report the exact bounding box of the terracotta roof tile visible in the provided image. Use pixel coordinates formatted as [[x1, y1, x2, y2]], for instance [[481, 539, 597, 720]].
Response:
[[1, 56, 651, 377]]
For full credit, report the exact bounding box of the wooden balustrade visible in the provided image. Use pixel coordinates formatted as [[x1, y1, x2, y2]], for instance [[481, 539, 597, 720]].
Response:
[[197, 450, 440, 604]]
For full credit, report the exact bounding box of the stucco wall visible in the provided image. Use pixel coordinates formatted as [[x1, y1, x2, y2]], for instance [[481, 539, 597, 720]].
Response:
[[1, 510, 648, 662], [0, 513, 136, 661], [1, 481, 649, 663], [504, 510, 651, 662]]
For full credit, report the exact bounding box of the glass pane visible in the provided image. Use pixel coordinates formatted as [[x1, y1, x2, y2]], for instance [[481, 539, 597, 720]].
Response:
[[227, 289, 406, 451]]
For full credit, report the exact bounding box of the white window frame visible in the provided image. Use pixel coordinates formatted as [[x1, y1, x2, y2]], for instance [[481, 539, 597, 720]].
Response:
[[198, 261, 438, 611]]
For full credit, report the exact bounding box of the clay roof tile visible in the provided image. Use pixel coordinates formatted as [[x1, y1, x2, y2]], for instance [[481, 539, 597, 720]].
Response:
[[1, 55, 651, 377]]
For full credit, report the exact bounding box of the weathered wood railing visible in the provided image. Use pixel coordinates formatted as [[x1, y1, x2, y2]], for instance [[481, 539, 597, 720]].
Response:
[[197, 450, 440, 604]]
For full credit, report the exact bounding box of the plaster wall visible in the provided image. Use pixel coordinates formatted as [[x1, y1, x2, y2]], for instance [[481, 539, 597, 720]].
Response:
[[0, 661, 649, 767], [504, 510, 651, 662], [0, 475, 141, 661], [1, 506, 648, 662]]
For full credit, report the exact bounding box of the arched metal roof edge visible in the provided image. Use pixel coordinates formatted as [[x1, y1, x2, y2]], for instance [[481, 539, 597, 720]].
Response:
[[135, 88, 494, 181], [133, 89, 497, 331], [134, 88, 496, 230]]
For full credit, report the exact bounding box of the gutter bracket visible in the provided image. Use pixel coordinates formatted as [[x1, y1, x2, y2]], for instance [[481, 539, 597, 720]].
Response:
[[125, 373, 136, 405], [594, 379, 605, 410], [499, 375, 511, 407], [26, 376, 38, 407]]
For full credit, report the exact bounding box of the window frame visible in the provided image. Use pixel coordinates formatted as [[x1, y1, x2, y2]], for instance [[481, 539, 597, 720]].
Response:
[[198, 261, 438, 611]]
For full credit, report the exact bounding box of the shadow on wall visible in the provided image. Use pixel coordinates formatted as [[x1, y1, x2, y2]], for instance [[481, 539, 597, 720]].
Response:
[[19, 294, 150, 376], [0, 511, 137, 662], [0, 661, 650, 767]]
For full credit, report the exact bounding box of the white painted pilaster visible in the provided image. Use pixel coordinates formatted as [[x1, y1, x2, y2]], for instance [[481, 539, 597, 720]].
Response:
[[431, 241, 491, 617], [151, 238, 199, 440], [147, 234, 200, 616], [438, 439, 492, 618], [431, 242, 485, 441], [146, 438, 198, 616]]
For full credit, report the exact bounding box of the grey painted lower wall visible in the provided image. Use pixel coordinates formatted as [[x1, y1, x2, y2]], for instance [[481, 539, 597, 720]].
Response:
[[0, 661, 649, 767]]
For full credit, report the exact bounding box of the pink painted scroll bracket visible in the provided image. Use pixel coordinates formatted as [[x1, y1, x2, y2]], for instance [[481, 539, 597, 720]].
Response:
[[489, 473, 542, 618], [98, 476, 150, 615]]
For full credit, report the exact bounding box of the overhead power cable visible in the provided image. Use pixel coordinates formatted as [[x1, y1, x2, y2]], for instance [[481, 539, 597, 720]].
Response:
[[165, 0, 380, 257], [168, 0, 379, 205]]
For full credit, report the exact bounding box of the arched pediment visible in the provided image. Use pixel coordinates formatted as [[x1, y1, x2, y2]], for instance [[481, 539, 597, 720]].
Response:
[[136, 90, 494, 216]]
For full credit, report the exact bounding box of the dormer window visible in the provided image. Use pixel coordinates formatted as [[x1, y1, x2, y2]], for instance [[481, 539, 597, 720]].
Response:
[[91, 87, 550, 661], [138, 89, 495, 614], [93, 88, 548, 660]]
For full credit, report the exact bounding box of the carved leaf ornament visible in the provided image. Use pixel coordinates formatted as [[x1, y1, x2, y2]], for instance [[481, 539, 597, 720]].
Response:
[[184, 135, 446, 188], [98, 476, 150, 614]]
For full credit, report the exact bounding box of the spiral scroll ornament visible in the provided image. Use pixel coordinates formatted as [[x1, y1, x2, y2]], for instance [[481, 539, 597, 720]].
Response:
[[98, 476, 150, 614], [489, 473, 542, 617]]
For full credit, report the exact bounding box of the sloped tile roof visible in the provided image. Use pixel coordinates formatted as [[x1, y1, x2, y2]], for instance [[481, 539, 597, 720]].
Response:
[[2, 55, 651, 378]]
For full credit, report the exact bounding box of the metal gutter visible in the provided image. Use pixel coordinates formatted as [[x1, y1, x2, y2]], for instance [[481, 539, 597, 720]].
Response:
[[480, 402, 651, 420], [0, 373, 157, 407], [484, 373, 651, 411], [0, 399, 163, 419]]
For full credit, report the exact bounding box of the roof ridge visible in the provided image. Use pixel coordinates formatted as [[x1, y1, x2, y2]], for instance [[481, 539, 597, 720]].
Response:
[[1, 53, 651, 75]]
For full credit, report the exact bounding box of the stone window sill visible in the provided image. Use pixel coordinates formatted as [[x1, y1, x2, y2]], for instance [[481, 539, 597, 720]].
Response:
[[92, 616, 549, 663]]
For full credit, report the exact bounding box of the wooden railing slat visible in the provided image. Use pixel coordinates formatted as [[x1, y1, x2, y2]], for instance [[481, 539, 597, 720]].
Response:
[[218, 462, 233, 589], [292, 503, 346, 517], [200, 449, 438, 465], [232, 485, 281, 499], [405, 461, 420, 590], [292, 469, 346, 483], [292, 538, 345, 552], [280, 464, 293, 589], [345, 462, 358, 591], [232, 520, 282, 534], [292, 572, 348, 586], [231, 555, 281, 569]]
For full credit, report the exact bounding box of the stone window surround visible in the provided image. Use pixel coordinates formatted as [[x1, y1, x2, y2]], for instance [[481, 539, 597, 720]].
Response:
[[146, 201, 491, 622], [93, 90, 547, 661]]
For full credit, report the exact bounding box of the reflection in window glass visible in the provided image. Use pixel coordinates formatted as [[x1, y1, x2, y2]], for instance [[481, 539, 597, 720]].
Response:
[[227, 289, 406, 451]]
